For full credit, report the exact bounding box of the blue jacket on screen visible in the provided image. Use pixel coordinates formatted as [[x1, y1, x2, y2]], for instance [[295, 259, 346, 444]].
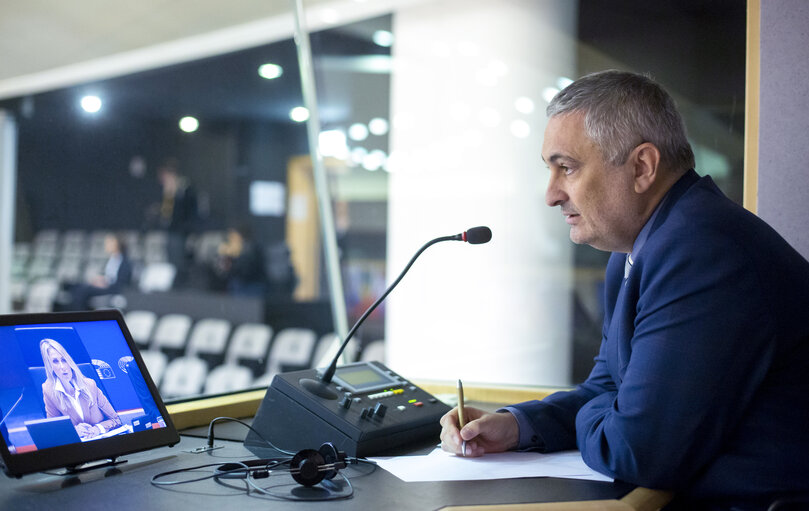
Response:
[[511, 169, 809, 501]]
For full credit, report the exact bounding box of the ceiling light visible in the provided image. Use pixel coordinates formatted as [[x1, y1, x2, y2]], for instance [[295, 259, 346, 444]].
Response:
[[372, 30, 394, 47], [556, 77, 574, 90], [515, 97, 535, 114], [368, 118, 389, 136], [179, 116, 199, 133], [258, 63, 283, 80], [290, 107, 309, 123], [542, 87, 560, 103], [363, 150, 387, 171], [348, 123, 369, 141], [351, 147, 368, 165], [510, 120, 531, 139], [80, 95, 102, 113], [319, 130, 348, 158]]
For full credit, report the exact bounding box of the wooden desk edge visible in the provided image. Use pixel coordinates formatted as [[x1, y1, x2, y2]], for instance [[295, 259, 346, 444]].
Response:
[[437, 488, 674, 511], [165, 382, 566, 430]]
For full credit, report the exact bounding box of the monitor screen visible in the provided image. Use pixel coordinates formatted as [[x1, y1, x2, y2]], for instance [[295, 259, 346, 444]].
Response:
[[0, 310, 179, 477]]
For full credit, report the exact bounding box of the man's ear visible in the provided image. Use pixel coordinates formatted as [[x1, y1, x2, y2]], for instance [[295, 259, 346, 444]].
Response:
[[631, 142, 662, 194]]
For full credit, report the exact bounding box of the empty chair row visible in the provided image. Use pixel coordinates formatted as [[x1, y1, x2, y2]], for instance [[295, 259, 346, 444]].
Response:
[[13, 253, 176, 291], [140, 334, 379, 400], [11, 263, 177, 313], [18, 229, 227, 268], [126, 310, 340, 374], [20, 229, 170, 263]]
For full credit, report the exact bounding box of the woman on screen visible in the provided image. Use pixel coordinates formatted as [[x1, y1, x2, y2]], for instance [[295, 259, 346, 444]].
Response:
[[39, 338, 121, 440]]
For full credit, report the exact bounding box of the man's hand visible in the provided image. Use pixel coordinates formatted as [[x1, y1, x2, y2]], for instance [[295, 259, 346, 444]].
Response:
[[439, 406, 519, 457]]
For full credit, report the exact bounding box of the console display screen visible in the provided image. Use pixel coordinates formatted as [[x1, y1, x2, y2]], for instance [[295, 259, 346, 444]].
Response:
[[333, 363, 398, 393]]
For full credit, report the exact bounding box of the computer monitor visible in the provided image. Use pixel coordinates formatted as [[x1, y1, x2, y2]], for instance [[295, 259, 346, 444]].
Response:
[[0, 309, 179, 477]]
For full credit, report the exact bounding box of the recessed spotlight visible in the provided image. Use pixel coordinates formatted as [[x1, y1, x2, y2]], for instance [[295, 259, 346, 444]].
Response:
[[372, 30, 394, 47], [80, 95, 102, 113], [510, 120, 531, 139], [319, 130, 348, 158], [542, 87, 560, 103], [290, 107, 310, 123], [348, 123, 369, 141], [556, 77, 574, 90], [258, 63, 283, 80], [368, 118, 389, 136], [179, 116, 199, 133], [515, 97, 535, 114]]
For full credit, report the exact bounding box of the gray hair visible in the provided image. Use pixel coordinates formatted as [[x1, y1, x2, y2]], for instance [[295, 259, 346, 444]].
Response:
[[546, 70, 695, 172]]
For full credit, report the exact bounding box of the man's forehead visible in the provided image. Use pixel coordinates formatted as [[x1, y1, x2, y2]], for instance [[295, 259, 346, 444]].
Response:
[[541, 112, 589, 161]]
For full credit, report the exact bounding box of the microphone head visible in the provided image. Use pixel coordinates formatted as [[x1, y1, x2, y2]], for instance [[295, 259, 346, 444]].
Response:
[[463, 226, 492, 244]]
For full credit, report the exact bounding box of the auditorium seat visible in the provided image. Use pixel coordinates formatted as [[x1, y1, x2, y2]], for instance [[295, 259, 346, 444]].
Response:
[[359, 340, 386, 363], [54, 256, 84, 283], [204, 363, 254, 395], [87, 230, 113, 260], [60, 229, 86, 259], [143, 231, 169, 264], [32, 230, 59, 259], [312, 333, 357, 368], [125, 310, 158, 348], [137, 350, 168, 387], [24, 278, 59, 313], [224, 323, 273, 376], [118, 230, 144, 263], [27, 255, 55, 280], [160, 356, 207, 398], [254, 328, 316, 387], [186, 318, 232, 367], [192, 231, 226, 266], [151, 313, 192, 359], [12, 243, 30, 277], [138, 262, 176, 292]]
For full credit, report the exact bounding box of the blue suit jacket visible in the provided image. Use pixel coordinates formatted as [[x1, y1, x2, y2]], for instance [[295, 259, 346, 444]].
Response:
[[511, 170, 809, 500]]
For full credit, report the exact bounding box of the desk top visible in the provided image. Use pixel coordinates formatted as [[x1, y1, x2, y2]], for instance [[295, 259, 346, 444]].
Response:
[[1, 434, 632, 511]]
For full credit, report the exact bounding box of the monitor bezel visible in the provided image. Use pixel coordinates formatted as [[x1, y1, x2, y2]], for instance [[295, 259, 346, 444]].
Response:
[[0, 309, 180, 478]]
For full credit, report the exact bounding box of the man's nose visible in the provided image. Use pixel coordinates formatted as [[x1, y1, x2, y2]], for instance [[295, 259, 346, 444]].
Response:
[[545, 173, 567, 207]]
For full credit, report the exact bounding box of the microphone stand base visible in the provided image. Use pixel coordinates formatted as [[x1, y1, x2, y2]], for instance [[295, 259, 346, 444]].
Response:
[[299, 378, 338, 400]]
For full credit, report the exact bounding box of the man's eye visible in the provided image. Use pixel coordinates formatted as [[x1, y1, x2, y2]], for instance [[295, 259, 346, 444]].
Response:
[[561, 165, 573, 175]]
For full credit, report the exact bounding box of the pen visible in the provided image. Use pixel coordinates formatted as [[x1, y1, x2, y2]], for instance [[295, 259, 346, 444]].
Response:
[[457, 379, 466, 428]]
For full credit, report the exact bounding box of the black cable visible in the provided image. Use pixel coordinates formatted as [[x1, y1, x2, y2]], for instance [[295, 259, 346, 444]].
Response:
[[244, 469, 354, 501], [206, 416, 295, 456], [151, 416, 366, 501]]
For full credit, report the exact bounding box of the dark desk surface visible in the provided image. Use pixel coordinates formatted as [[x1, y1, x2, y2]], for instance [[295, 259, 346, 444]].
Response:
[[1, 432, 633, 511]]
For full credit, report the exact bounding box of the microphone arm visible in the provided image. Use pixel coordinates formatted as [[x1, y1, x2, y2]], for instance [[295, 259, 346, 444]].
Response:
[[319, 226, 491, 385], [320, 234, 456, 385]]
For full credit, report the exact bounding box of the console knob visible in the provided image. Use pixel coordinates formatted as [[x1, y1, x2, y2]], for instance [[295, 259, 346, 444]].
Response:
[[339, 395, 352, 409]]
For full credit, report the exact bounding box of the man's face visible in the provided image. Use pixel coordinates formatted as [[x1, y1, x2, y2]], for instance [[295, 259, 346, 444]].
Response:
[[542, 112, 642, 253]]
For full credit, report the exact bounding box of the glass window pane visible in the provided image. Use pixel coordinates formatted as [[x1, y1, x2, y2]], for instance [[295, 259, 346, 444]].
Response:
[[0, 0, 746, 405]]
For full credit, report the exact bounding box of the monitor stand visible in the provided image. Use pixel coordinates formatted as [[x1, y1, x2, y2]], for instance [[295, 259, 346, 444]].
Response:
[[52, 458, 128, 484]]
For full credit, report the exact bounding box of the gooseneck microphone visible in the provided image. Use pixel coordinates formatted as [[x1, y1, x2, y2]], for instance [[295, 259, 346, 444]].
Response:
[[299, 226, 492, 399]]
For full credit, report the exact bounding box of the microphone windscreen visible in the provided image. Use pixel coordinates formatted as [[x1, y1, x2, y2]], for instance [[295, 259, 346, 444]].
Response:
[[465, 226, 492, 244]]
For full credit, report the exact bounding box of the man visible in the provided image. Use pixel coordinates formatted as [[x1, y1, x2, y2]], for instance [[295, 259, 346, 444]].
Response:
[[440, 70, 809, 509], [154, 158, 198, 285]]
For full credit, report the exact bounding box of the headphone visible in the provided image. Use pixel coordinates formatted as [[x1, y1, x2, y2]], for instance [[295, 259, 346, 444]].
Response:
[[214, 442, 347, 487]]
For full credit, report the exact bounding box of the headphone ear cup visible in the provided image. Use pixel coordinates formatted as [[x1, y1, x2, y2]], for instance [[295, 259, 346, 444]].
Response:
[[290, 449, 326, 487], [318, 442, 343, 480]]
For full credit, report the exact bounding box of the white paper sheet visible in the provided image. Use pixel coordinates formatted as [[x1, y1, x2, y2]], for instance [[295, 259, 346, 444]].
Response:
[[368, 448, 613, 483]]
